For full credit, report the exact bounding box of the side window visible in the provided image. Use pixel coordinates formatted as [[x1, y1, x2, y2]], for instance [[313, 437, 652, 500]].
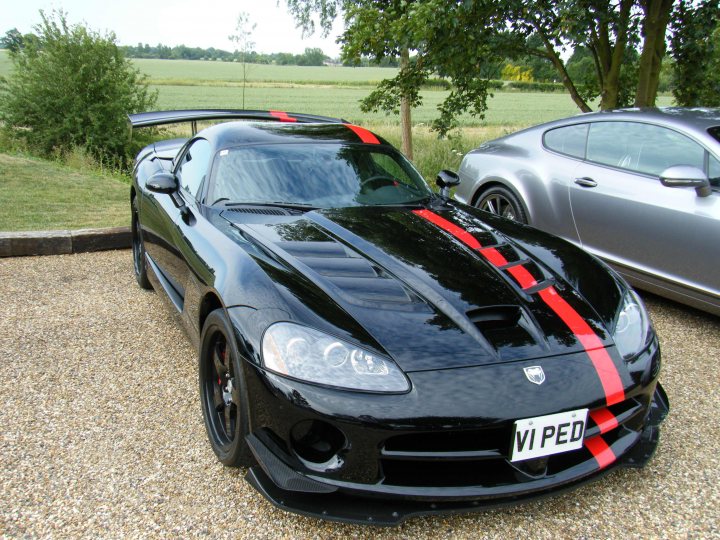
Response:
[[543, 124, 588, 158], [176, 139, 212, 200], [709, 154, 720, 188], [370, 153, 415, 184], [587, 122, 705, 176]]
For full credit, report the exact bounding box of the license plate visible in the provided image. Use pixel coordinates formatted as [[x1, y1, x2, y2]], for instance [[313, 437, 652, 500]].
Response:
[[510, 408, 588, 462]]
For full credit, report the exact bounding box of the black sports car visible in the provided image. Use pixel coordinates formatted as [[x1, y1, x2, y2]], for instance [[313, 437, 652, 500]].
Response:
[[129, 109, 668, 525]]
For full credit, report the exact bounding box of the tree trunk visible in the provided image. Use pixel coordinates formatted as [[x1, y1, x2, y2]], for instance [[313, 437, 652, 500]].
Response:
[[599, 0, 633, 109], [534, 27, 592, 112], [400, 48, 412, 159], [635, 0, 673, 107]]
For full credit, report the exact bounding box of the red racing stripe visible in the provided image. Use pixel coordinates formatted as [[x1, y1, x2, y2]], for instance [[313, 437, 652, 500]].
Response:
[[584, 435, 616, 469], [345, 124, 381, 144], [269, 110, 297, 122], [412, 209, 625, 407], [589, 408, 619, 434], [478, 247, 508, 267], [506, 265, 538, 290], [538, 287, 625, 406], [414, 209, 481, 249]]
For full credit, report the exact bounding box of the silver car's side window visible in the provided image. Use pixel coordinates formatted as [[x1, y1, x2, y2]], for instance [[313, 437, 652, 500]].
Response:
[[709, 154, 720, 188], [587, 122, 705, 177], [543, 124, 588, 158]]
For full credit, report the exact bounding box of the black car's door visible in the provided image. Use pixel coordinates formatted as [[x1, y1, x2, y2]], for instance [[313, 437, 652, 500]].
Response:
[[144, 138, 213, 305]]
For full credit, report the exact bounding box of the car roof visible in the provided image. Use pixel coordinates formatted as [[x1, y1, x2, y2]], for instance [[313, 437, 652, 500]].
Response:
[[534, 107, 720, 134], [198, 121, 391, 149]]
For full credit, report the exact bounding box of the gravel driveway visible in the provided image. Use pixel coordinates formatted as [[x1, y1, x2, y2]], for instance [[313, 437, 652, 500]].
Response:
[[1, 250, 718, 539]]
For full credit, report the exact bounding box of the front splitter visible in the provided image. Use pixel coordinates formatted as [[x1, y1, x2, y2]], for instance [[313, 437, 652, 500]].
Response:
[[244, 464, 617, 526]]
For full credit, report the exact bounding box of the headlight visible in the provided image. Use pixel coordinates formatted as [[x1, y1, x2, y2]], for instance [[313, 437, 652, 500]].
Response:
[[261, 322, 410, 393], [612, 289, 652, 359]]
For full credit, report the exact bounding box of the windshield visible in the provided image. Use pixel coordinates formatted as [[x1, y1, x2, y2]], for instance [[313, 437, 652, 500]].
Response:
[[209, 143, 432, 208]]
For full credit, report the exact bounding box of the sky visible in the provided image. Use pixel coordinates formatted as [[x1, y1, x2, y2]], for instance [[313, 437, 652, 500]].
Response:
[[2, 0, 345, 56]]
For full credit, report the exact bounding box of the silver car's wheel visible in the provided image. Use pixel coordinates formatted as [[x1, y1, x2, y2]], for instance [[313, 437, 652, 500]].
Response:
[[476, 187, 528, 224]]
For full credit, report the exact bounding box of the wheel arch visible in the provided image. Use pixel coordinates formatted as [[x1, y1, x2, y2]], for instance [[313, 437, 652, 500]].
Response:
[[197, 291, 256, 358], [471, 178, 533, 223], [199, 291, 224, 334]]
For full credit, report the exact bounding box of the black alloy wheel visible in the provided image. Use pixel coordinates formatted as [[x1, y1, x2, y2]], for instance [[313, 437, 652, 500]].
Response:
[[199, 309, 253, 467], [131, 199, 152, 290], [476, 186, 528, 224]]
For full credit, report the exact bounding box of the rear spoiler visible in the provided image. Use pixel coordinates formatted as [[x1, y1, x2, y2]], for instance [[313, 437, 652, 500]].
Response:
[[128, 109, 347, 135]]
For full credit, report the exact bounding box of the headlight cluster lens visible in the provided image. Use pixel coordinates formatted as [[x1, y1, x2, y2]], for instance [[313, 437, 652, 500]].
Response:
[[613, 289, 651, 359], [261, 322, 409, 393]]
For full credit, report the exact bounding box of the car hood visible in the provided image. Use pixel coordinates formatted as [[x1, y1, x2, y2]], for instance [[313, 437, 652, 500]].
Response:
[[222, 204, 615, 373]]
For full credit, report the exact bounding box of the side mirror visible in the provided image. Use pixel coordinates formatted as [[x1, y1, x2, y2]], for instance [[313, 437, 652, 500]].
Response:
[[659, 165, 711, 197], [146, 172, 178, 194], [436, 170, 461, 197]]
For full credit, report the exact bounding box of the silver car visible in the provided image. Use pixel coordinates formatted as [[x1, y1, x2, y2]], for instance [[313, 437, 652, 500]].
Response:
[[455, 108, 720, 315]]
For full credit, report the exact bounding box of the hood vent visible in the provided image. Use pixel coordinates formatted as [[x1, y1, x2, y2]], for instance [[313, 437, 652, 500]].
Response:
[[227, 206, 290, 216], [467, 306, 521, 331], [467, 305, 548, 360], [276, 240, 421, 307]]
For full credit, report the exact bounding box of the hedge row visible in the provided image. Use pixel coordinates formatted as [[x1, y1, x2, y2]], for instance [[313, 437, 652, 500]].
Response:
[[420, 79, 567, 93]]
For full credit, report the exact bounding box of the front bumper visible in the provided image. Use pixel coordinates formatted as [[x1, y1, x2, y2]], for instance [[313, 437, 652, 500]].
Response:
[[244, 383, 669, 525]]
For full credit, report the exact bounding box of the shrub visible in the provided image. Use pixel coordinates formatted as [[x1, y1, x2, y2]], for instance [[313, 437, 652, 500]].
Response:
[[0, 11, 157, 166], [505, 81, 566, 93]]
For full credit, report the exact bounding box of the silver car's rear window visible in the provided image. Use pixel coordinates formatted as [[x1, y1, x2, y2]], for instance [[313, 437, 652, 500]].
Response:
[[709, 127, 720, 144], [543, 124, 588, 159]]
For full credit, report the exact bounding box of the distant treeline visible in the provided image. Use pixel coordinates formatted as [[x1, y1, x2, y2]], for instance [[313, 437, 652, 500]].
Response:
[[121, 43, 328, 65], [119, 43, 400, 67]]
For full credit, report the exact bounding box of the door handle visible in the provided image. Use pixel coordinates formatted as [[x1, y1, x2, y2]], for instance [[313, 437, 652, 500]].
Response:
[[574, 177, 598, 188]]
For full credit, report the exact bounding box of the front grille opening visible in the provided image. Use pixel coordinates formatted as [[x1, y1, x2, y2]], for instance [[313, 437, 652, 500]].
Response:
[[588, 397, 643, 436], [608, 397, 641, 418], [546, 445, 590, 475], [381, 458, 513, 487], [383, 427, 509, 454]]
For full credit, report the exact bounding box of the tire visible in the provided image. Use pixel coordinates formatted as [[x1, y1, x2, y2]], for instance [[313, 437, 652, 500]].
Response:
[[131, 199, 153, 290], [199, 309, 253, 467], [475, 186, 528, 224]]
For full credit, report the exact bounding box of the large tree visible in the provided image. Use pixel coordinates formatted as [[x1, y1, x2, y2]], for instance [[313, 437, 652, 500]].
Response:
[[635, 0, 674, 106], [503, 0, 677, 110], [670, 0, 720, 107], [0, 28, 25, 52]]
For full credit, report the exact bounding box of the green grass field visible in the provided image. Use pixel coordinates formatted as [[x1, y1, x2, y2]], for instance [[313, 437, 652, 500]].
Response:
[[0, 50, 397, 84], [151, 84, 594, 127], [136, 57, 398, 85], [136, 56, 602, 128], [0, 152, 130, 231]]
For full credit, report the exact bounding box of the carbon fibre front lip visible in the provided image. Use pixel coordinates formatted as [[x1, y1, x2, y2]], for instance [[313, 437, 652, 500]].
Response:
[[245, 459, 618, 526]]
